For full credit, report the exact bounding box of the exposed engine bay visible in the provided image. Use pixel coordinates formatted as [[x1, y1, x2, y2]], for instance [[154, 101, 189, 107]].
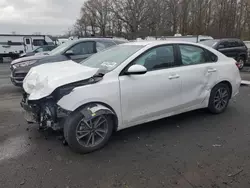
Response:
[[21, 73, 104, 131]]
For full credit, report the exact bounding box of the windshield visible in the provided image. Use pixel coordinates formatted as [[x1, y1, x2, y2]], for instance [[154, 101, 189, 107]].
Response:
[[33, 47, 42, 52], [200, 40, 219, 47], [49, 41, 74, 55], [81, 45, 144, 72]]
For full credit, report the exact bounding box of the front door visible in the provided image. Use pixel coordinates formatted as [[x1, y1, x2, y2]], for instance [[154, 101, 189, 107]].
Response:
[[177, 44, 218, 107], [23, 37, 32, 52], [119, 45, 182, 127]]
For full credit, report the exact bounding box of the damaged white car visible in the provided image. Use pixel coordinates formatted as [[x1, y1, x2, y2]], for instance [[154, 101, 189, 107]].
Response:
[[21, 41, 241, 153]]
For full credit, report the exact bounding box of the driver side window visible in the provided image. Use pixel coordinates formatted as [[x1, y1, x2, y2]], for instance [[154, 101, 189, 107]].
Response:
[[69, 42, 95, 55], [133, 45, 175, 71]]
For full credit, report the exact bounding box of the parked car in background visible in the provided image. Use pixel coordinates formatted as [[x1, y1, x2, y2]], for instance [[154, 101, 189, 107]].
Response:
[[21, 41, 241, 153], [200, 38, 248, 69], [19, 45, 57, 58], [10, 38, 127, 86], [243, 41, 250, 62]]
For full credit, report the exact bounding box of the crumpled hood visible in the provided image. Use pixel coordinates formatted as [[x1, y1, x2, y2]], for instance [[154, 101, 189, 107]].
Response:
[[23, 60, 99, 100], [11, 54, 47, 65]]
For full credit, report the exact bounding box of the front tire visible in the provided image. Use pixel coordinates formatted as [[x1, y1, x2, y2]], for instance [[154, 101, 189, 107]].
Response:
[[237, 57, 245, 70], [208, 83, 230, 114], [64, 112, 114, 154]]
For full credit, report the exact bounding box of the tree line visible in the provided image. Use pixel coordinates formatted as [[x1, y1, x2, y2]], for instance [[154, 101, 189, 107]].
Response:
[[71, 0, 250, 40]]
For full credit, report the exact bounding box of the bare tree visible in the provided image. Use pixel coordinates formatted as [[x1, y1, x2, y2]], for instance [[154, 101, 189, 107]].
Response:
[[72, 0, 250, 40], [111, 0, 151, 39], [83, 0, 111, 36]]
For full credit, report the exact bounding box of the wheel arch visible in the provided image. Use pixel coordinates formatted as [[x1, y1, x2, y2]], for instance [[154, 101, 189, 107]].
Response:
[[238, 53, 247, 60], [213, 80, 232, 98], [73, 102, 119, 132]]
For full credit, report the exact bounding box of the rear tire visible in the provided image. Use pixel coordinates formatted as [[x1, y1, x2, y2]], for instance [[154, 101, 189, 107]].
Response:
[[64, 111, 114, 154], [208, 83, 230, 114]]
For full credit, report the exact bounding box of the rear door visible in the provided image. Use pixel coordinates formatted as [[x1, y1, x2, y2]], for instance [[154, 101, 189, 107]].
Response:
[[176, 44, 218, 108], [66, 41, 96, 63]]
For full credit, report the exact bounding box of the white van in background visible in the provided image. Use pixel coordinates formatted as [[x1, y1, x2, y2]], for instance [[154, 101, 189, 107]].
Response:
[[0, 34, 53, 63]]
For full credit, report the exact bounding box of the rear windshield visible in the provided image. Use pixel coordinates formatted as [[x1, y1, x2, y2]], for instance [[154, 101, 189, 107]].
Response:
[[244, 42, 250, 48], [200, 40, 219, 47]]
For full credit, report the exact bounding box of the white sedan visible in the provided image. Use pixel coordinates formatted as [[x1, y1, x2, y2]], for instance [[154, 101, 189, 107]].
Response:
[[22, 41, 241, 153]]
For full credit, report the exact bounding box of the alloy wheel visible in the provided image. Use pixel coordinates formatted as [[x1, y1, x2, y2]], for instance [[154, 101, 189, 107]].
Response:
[[213, 88, 229, 111], [76, 115, 108, 148]]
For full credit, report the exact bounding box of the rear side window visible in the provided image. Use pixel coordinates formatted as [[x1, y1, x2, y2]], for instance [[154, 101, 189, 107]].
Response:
[[228, 41, 238, 47], [179, 45, 207, 65], [205, 50, 218, 62], [219, 41, 229, 48]]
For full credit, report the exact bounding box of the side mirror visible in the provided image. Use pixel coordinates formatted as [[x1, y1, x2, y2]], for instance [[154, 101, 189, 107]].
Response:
[[65, 50, 74, 56], [126, 64, 147, 75]]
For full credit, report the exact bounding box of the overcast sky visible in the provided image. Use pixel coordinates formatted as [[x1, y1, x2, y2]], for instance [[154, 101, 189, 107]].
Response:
[[0, 0, 84, 35]]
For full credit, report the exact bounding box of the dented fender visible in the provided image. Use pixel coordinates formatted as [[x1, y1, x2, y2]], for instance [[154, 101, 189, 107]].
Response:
[[79, 103, 115, 121]]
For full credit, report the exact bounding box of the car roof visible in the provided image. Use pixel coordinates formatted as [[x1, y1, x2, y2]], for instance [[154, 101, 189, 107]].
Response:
[[66, 38, 127, 46], [121, 40, 225, 57], [217, 38, 242, 42], [121, 40, 206, 47], [77, 38, 120, 42]]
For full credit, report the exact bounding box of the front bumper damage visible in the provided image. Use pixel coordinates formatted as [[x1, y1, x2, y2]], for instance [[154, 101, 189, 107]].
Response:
[[21, 71, 105, 131], [20, 92, 71, 131], [10, 65, 30, 87]]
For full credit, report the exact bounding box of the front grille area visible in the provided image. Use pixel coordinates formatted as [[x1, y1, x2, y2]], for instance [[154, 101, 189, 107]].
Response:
[[14, 73, 27, 78]]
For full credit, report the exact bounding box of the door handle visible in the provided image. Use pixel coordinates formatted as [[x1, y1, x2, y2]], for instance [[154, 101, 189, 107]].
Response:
[[208, 68, 217, 73], [168, 74, 180, 80]]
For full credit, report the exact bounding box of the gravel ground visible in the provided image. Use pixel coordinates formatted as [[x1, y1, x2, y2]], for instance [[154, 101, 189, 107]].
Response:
[[1, 63, 250, 188]]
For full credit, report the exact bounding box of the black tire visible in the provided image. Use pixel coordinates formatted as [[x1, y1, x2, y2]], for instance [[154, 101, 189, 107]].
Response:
[[237, 56, 245, 70], [64, 111, 114, 154], [208, 83, 230, 114]]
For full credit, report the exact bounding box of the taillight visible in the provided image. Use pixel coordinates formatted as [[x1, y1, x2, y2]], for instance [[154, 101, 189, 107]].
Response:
[[235, 61, 240, 68]]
